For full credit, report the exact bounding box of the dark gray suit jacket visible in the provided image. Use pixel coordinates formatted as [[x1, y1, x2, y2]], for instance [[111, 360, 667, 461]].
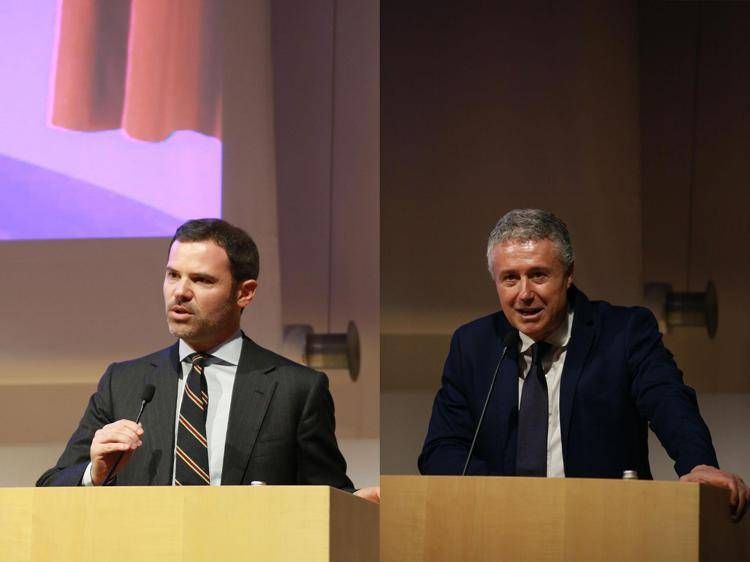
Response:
[[37, 335, 354, 490]]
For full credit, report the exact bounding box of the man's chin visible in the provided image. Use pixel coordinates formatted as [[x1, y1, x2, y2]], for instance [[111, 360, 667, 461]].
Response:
[[513, 318, 548, 341], [167, 321, 195, 340]]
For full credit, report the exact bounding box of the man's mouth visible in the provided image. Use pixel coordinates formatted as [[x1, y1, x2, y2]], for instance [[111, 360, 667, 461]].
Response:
[[169, 305, 194, 318], [516, 307, 543, 319]]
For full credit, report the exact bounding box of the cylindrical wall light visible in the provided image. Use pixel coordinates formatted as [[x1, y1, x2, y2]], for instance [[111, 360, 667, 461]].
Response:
[[282, 322, 360, 380], [643, 281, 717, 338]]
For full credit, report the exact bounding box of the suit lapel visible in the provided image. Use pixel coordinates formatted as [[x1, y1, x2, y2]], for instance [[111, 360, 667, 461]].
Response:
[[560, 287, 596, 458], [145, 345, 181, 485], [220, 337, 278, 485]]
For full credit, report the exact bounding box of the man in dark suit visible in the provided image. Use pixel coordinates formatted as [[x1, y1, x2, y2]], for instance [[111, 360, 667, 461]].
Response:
[[38, 219, 377, 500], [419, 209, 747, 518]]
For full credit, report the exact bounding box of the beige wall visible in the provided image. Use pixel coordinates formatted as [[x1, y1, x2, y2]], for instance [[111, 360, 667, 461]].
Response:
[[223, 0, 284, 351], [272, 0, 379, 440], [640, 2, 750, 393], [637, 1, 750, 480]]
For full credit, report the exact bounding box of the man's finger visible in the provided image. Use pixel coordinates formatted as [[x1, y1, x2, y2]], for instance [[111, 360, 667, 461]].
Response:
[[734, 486, 748, 520], [104, 420, 143, 435], [94, 426, 143, 446], [94, 442, 133, 455], [99, 430, 138, 444], [727, 478, 739, 507]]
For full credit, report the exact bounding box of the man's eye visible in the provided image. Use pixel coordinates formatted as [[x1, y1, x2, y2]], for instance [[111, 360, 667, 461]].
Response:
[[166, 271, 179, 280]]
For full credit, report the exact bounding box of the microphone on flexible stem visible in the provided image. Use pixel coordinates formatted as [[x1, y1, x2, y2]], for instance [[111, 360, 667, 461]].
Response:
[[461, 330, 518, 476], [102, 384, 156, 485]]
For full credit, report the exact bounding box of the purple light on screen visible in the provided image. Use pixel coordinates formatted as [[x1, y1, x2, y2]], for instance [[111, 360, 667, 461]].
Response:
[[0, 154, 182, 240], [0, 0, 222, 241]]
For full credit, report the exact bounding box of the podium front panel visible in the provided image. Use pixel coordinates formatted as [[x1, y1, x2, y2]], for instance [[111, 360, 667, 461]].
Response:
[[381, 475, 749, 562], [1, 486, 377, 562]]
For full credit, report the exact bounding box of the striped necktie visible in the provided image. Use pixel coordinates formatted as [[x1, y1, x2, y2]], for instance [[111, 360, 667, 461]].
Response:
[[175, 353, 211, 485]]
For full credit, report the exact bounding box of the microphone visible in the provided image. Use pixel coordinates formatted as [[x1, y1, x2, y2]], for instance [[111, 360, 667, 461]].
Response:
[[102, 384, 156, 485], [135, 384, 156, 424], [461, 329, 518, 476]]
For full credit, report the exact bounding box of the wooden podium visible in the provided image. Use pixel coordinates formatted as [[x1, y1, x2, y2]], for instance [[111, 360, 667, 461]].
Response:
[[1, 486, 378, 562], [381, 475, 750, 562]]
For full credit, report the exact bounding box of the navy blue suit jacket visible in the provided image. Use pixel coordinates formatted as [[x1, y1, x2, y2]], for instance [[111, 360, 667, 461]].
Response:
[[418, 287, 718, 479]]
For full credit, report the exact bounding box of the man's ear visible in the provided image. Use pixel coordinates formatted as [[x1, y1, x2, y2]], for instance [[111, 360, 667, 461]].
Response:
[[236, 279, 258, 309], [565, 262, 575, 288]]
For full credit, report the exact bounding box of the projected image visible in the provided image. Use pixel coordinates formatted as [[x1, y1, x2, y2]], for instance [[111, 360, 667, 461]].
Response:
[[0, 0, 222, 240]]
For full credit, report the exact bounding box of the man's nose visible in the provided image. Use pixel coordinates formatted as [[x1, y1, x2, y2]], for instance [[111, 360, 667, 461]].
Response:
[[518, 277, 535, 301], [173, 279, 193, 300]]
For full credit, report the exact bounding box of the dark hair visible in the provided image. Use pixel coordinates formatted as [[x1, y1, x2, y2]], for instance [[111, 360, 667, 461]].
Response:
[[170, 218, 260, 282]]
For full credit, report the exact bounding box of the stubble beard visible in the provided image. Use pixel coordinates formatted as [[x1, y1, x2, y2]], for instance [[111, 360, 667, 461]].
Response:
[[165, 302, 239, 348]]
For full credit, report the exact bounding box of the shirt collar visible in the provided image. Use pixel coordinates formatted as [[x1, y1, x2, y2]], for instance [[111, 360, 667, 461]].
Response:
[[178, 330, 243, 366], [518, 307, 574, 354]]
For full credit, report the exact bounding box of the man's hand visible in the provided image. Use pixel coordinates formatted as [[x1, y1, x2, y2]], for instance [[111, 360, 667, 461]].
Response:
[[90, 420, 144, 486], [680, 464, 749, 521], [353, 486, 380, 504]]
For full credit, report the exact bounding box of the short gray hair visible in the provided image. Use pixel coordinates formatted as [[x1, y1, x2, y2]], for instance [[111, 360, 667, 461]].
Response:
[[486, 209, 574, 274]]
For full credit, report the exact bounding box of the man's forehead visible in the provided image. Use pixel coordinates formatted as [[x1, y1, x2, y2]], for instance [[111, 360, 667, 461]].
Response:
[[491, 238, 564, 269]]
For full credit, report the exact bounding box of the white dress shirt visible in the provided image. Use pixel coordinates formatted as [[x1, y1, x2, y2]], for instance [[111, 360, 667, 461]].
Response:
[[83, 331, 242, 486], [174, 331, 242, 485], [517, 309, 574, 478]]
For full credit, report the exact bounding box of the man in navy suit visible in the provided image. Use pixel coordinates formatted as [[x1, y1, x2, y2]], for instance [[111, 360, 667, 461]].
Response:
[[419, 209, 747, 518]]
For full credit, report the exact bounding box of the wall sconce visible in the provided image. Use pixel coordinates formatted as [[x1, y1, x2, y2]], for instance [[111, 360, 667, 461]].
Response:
[[282, 321, 360, 380], [643, 281, 717, 338]]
